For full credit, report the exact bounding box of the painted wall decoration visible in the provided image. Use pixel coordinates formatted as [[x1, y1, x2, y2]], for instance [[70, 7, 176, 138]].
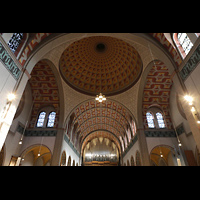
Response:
[[28, 60, 60, 128], [19, 33, 51, 66], [142, 60, 173, 129], [149, 33, 182, 67]]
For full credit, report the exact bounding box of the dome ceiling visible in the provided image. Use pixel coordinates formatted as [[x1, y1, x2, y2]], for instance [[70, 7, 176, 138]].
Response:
[[59, 36, 143, 96]]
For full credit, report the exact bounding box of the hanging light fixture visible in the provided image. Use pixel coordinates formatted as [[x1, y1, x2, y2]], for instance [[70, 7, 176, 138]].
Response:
[[95, 93, 106, 102]]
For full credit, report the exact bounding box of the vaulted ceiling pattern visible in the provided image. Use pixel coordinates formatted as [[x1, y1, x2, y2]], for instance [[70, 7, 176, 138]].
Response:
[[67, 99, 135, 151]]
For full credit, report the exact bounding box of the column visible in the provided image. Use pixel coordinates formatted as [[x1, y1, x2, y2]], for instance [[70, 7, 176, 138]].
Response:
[[137, 128, 151, 166], [51, 128, 65, 166]]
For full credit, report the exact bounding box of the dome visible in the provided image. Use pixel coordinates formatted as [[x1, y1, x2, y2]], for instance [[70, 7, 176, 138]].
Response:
[[59, 36, 143, 96]]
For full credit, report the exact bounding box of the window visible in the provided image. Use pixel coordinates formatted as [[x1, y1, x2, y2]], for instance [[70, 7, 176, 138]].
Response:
[[127, 128, 131, 143], [36, 107, 56, 128], [8, 33, 23, 53], [146, 112, 155, 128], [177, 33, 193, 56], [173, 33, 193, 58], [36, 111, 46, 127], [131, 120, 136, 136], [156, 112, 165, 128], [47, 111, 56, 127], [146, 107, 166, 129]]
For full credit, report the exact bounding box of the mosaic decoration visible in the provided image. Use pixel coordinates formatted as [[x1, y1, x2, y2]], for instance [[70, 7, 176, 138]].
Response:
[[142, 60, 173, 129], [28, 60, 60, 128], [59, 36, 143, 96]]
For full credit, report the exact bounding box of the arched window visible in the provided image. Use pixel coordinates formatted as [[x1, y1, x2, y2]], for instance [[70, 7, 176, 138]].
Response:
[[131, 120, 136, 136], [36, 111, 46, 127], [8, 33, 23, 53], [119, 136, 124, 152], [177, 33, 193, 55], [173, 33, 193, 58], [127, 128, 131, 143], [146, 107, 166, 129], [156, 112, 165, 128], [47, 111, 56, 127], [146, 112, 155, 128], [35, 107, 56, 128]]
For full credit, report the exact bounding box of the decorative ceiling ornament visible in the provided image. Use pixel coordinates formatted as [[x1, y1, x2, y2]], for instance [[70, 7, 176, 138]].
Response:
[[59, 36, 143, 96]]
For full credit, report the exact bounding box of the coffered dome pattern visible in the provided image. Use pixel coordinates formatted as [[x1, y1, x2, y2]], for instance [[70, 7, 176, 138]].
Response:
[[59, 36, 143, 96]]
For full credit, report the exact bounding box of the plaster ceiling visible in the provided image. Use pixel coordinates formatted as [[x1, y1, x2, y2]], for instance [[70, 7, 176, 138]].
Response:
[[59, 36, 143, 96], [150, 146, 172, 166]]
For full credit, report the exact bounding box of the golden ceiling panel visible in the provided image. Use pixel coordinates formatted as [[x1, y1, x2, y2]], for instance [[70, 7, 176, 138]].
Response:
[[59, 36, 143, 96]]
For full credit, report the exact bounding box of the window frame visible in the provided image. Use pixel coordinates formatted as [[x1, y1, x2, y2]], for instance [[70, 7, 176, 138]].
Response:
[[47, 111, 56, 128], [35, 107, 56, 128], [146, 111, 155, 129], [146, 107, 166, 129], [155, 112, 166, 128], [173, 33, 194, 59], [36, 111, 46, 128]]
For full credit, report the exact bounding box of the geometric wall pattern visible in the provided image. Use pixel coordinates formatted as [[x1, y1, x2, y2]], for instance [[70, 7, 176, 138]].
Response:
[[142, 60, 173, 129], [28, 60, 60, 128]]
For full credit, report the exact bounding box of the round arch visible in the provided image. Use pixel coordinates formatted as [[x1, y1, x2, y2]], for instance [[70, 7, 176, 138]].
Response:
[[19, 144, 52, 166], [64, 97, 137, 155], [150, 145, 176, 166], [60, 150, 66, 166]]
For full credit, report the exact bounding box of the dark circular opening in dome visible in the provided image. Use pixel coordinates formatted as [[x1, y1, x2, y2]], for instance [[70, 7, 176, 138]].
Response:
[[96, 43, 106, 52]]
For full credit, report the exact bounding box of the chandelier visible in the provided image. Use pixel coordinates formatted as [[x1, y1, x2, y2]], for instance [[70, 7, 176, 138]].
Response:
[[95, 93, 106, 102]]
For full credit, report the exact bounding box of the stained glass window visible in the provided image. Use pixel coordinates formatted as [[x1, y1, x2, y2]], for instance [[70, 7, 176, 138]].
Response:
[[178, 33, 193, 55], [156, 112, 165, 128], [7, 33, 23, 53], [47, 111, 56, 127], [36, 112, 46, 127], [146, 112, 155, 128]]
